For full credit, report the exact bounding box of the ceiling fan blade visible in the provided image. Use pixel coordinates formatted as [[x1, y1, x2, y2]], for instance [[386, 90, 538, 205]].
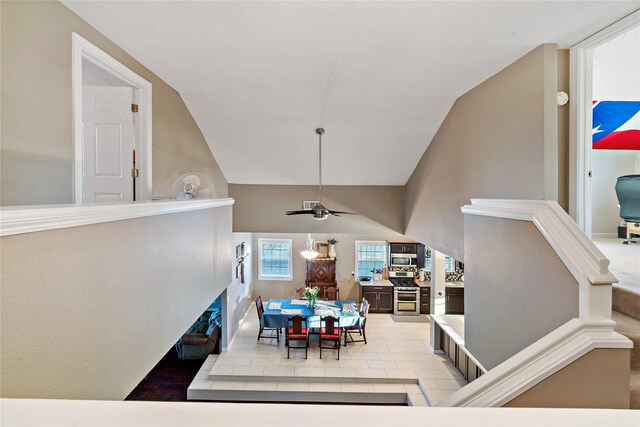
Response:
[[328, 210, 357, 215], [286, 210, 314, 215]]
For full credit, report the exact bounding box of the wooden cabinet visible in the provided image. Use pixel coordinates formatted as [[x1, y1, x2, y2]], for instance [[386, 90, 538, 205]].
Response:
[[419, 287, 430, 314], [438, 326, 484, 383], [445, 287, 464, 314], [361, 285, 393, 313], [306, 259, 337, 298], [389, 243, 411, 254]]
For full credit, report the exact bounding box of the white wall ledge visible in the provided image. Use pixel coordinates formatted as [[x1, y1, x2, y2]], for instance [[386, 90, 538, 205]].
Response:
[[0, 198, 235, 237]]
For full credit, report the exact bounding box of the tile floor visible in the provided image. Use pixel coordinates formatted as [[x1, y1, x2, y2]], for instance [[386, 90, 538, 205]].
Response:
[[188, 302, 468, 406]]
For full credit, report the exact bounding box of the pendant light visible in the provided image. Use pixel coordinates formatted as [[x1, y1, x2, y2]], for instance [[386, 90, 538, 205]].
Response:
[[300, 233, 319, 259]]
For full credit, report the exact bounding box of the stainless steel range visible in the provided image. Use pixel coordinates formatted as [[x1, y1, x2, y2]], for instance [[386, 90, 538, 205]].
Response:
[[389, 270, 420, 315]]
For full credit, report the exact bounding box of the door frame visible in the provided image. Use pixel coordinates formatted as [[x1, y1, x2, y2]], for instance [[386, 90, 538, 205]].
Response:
[[72, 32, 152, 204], [569, 10, 640, 236]]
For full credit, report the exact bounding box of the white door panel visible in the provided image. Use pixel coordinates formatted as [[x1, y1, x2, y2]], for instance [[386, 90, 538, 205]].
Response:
[[82, 85, 134, 203]]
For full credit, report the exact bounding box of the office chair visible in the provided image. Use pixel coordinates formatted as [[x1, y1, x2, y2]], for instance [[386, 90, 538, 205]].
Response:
[[615, 174, 640, 244]]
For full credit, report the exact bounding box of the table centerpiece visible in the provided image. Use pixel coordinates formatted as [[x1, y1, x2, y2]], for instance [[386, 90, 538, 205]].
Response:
[[303, 286, 320, 308]]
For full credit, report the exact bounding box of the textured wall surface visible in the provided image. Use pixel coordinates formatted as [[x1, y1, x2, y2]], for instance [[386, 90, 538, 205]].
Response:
[[1, 206, 232, 399], [464, 215, 578, 370], [505, 348, 630, 409], [1, 1, 227, 205], [405, 44, 562, 261], [226, 232, 254, 349], [230, 184, 405, 235]]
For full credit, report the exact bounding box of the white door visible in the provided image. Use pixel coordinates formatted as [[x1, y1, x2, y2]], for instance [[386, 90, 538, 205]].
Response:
[[82, 85, 135, 203]]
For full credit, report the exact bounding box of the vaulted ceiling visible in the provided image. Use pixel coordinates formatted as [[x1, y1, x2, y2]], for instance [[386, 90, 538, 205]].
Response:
[[63, 1, 638, 185]]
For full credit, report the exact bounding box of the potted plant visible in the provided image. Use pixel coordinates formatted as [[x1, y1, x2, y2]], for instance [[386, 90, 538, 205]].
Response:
[[327, 238, 338, 258]]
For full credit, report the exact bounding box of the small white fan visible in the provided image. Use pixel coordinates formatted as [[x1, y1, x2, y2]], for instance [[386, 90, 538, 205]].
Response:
[[171, 173, 215, 200]]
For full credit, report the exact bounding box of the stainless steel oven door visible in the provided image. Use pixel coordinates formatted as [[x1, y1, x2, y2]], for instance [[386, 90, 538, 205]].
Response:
[[394, 290, 419, 315]]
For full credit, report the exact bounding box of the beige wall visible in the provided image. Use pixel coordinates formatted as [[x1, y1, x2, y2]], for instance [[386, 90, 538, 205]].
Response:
[[0, 206, 232, 399], [230, 184, 405, 235], [225, 232, 254, 349], [557, 49, 570, 212], [464, 215, 579, 369], [464, 215, 579, 371], [505, 348, 630, 409], [251, 233, 405, 302], [0, 1, 227, 206], [405, 44, 563, 261]]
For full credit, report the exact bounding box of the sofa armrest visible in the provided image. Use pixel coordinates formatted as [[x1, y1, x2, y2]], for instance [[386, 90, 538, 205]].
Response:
[[180, 334, 210, 345]]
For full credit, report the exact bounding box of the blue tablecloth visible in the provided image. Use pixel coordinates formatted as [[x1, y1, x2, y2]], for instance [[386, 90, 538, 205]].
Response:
[[263, 299, 360, 329]]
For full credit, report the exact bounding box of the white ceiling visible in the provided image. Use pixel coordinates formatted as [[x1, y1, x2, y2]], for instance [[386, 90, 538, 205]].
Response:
[[63, 1, 639, 185]]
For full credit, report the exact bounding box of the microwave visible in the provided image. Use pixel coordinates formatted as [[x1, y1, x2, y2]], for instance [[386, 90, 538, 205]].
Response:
[[390, 253, 417, 267]]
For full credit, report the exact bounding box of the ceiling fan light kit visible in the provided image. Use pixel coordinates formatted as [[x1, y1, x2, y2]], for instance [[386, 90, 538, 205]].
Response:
[[285, 128, 356, 220]]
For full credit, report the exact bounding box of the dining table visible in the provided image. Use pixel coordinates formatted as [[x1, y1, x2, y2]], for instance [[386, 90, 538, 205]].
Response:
[[262, 299, 360, 329]]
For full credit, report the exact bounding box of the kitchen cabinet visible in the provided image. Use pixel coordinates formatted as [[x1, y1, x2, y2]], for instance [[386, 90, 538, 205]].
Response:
[[419, 287, 431, 314], [361, 285, 393, 313], [445, 287, 464, 314], [389, 243, 414, 254]]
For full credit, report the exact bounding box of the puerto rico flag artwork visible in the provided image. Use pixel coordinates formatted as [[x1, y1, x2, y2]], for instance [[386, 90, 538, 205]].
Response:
[[592, 100, 640, 150]]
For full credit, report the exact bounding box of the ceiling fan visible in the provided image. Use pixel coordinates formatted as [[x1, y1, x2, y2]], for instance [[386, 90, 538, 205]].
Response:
[[286, 128, 357, 221]]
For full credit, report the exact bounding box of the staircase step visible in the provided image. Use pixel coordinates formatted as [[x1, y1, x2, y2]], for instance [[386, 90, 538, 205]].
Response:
[[187, 377, 430, 406]]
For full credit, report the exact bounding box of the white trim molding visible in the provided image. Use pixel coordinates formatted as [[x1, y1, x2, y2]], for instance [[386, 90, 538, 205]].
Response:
[[72, 32, 153, 204], [569, 10, 640, 234], [437, 318, 632, 407], [0, 199, 235, 237], [461, 199, 617, 318]]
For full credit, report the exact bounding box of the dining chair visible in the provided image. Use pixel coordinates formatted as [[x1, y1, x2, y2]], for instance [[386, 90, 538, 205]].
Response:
[[286, 315, 309, 359], [319, 316, 341, 360], [344, 298, 369, 346], [324, 286, 339, 301], [255, 296, 280, 342]]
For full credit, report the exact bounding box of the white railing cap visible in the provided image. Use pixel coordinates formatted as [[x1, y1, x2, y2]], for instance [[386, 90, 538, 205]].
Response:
[[0, 198, 235, 237], [461, 199, 617, 285]]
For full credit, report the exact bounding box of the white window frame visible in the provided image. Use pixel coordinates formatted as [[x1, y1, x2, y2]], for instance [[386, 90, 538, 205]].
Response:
[[354, 240, 388, 278], [258, 238, 293, 281]]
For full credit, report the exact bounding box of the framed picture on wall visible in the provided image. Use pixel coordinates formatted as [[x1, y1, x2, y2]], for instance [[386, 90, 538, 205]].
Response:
[[313, 241, 329, 258]]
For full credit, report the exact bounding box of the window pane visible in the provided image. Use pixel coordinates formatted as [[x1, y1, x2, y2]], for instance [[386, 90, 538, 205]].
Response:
[[445, 256, 454, 273], [260, 240, 291, 279], [356, 242, 386, 277]]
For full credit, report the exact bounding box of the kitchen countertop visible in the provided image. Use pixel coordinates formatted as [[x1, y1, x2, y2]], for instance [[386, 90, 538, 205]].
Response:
[[417, 281, 464, 288], [358, 279, 393, 287], [358, 280, 464, 288]]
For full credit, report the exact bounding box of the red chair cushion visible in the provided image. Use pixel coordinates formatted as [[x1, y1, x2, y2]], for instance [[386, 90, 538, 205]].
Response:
[[288, 327, 308, 335], [320, 328, 340, 339], [288, 334, 308, 340]]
